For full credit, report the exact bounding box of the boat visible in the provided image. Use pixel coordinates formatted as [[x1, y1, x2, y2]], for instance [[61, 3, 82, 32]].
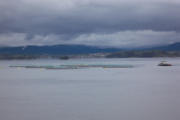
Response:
[[158, 61, 172, 66]]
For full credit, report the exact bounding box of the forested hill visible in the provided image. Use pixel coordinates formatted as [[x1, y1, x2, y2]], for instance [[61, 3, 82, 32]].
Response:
[[0, 43, 180, 57], [0, 45, 121, 55]]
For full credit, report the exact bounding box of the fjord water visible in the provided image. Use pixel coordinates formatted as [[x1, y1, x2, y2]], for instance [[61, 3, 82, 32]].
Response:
[[0, 58, 180, 120]]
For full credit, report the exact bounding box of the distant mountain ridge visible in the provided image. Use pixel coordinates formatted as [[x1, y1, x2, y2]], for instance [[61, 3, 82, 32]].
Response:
[[149, 42, 180, 51], [0, 45, 121, 55], [0, 43, 180, 55]]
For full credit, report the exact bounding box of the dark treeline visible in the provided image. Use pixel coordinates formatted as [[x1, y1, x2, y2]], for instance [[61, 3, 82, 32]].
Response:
[[0, 54, 70, 60], [106, 50, 180, 58], [0, 50, 180, 60]]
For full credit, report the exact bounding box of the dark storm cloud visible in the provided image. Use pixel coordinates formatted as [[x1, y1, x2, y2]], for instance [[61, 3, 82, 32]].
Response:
[[0, 0, 180, 47]]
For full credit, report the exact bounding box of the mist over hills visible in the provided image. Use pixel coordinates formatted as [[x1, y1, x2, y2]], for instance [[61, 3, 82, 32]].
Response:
[[148, 43, 180, 51]]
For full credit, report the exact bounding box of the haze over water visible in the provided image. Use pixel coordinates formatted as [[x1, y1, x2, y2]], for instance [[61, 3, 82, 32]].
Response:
[[0, 58, 180, 120]]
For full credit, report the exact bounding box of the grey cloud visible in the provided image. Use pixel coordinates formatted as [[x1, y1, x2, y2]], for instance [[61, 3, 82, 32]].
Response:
[[0, 30, 180, 47], [0, 0, 180, 47]]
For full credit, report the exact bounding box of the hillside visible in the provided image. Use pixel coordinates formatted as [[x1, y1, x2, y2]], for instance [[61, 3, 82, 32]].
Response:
[[0, 43, 180, 59], [0, 45, 121, 55]]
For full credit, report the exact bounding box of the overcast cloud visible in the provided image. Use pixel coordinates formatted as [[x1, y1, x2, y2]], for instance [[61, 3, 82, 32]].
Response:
[[0, 0, 180, 47]]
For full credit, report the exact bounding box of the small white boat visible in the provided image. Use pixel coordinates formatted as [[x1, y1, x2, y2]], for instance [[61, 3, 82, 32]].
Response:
[[158, 61, 172, 66]]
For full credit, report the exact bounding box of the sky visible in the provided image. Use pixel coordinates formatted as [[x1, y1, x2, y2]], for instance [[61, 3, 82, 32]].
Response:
[[0, 0, 180, 48]]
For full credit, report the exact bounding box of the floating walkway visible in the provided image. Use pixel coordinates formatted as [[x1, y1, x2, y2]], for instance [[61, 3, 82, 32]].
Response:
[[9, 64, 134, 70]]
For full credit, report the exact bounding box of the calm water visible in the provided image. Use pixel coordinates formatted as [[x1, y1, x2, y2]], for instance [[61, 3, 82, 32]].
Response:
[[0, 58, 180, 120]]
